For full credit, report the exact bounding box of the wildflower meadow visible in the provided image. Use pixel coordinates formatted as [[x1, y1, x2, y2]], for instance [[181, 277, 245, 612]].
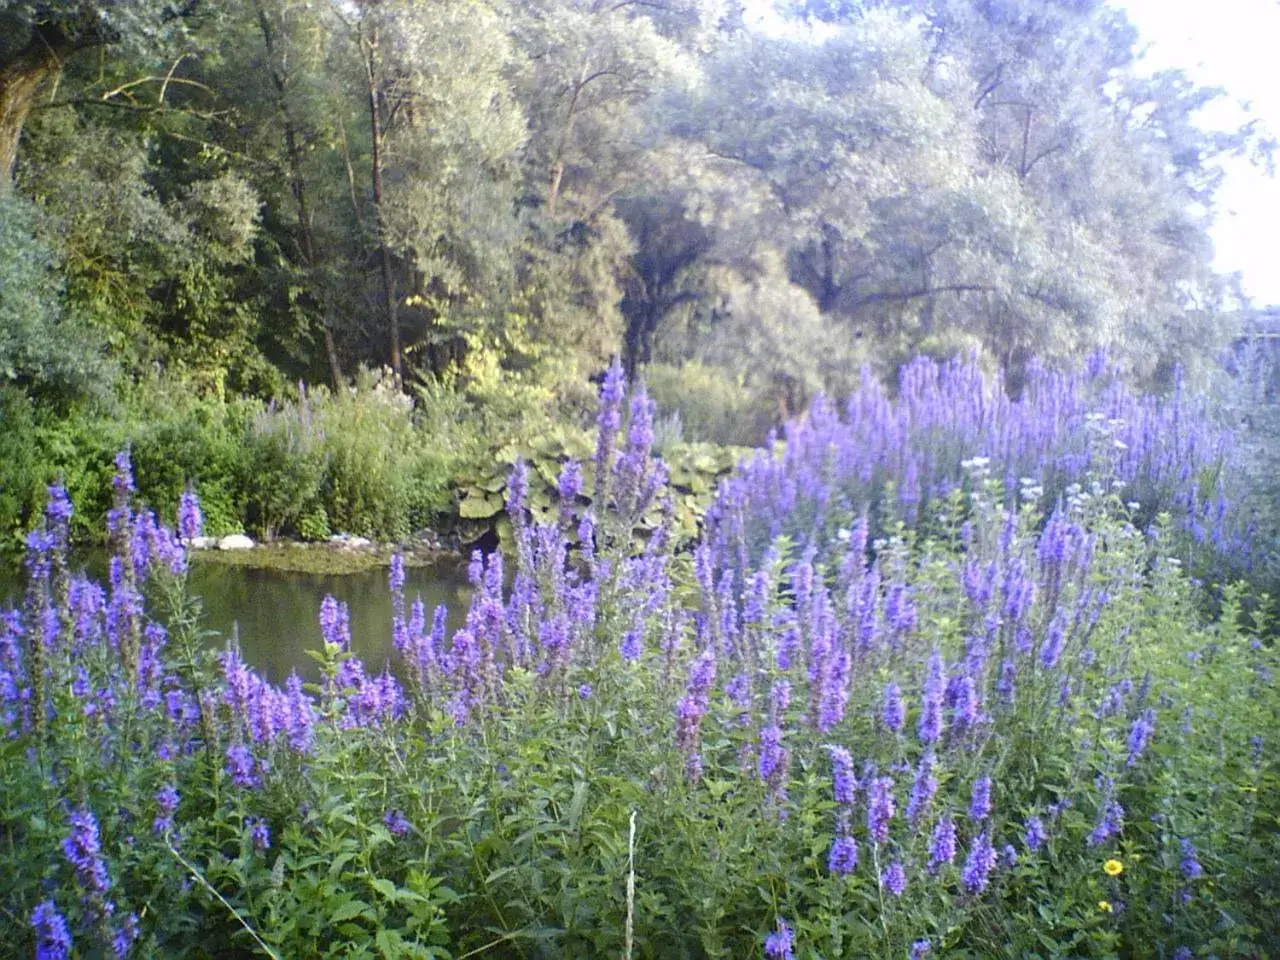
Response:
[[2, 357, 1277, 958]]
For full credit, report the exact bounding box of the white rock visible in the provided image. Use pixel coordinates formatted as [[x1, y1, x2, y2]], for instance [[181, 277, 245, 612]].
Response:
[[186, 536, 217, 550], [218, 534, 255, 551], [345, 536, 372, 549]]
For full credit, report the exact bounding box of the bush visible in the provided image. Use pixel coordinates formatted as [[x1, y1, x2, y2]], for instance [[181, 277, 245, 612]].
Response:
[[643, 361, 777, 447]]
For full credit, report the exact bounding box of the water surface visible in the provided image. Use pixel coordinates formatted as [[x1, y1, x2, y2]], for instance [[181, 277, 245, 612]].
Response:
[[0, 555, 472, 683]]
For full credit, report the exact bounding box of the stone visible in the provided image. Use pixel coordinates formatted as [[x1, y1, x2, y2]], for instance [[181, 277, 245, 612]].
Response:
[[218, 534, 255, 551]]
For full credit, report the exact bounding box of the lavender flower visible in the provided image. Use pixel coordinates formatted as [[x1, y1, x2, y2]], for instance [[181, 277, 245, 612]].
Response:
[[882, 682, 905, 733], [928, 817, 956, 872], [962, 830, 996, 894], [828, 834, 858, 875], [919, 650, 945, 745], [178, 489, 203, 542], [31, 901, 72, 960], [880, 860, 907, 897], [247, 816, 271, 852], [1179, 839, 1204, 880], [226, 744, 259, 788], [620, 628, 643, 663], [318, 595, 350, 649], [384, 810, 412, 838], [112, 912, 139, 959], [63, 807, 110, 896], [867, 776, 895, 844], [828, 745, 856, 806], [969, 776, 993, 823], [1089, 796, 1124, 847], [1125, 708, 1156, 767], [906, 751, 937, 827], [153, 785, 179, 835], [764, 919, 794, 959], [1023, 815, 1047, 853], [910, 940, 933, 960]]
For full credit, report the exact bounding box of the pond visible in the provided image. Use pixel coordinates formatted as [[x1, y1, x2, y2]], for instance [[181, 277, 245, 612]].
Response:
[[0, 553, 473, 683]]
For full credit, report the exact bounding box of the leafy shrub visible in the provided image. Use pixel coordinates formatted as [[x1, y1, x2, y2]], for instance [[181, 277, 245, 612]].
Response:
[[643, 361, 777, 447]]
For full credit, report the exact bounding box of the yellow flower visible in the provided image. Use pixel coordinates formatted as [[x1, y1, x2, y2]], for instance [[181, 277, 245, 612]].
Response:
[[1098, 900, 1113, 913], [1104, 859, 1124, 876]]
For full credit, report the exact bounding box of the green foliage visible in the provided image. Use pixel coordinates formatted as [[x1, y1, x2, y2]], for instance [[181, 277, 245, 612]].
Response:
[[0, 192, 110, 402], [643, 361, 777, 447]]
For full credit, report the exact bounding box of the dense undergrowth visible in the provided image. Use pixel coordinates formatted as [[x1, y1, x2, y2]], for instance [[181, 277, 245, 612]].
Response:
[[1, 357, 1277, 958]]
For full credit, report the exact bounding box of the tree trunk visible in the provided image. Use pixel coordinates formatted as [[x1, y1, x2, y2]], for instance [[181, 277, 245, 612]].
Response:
[[254, 0, 345, 391], [362, 23, 402, 386], [0, 26, 78, 188]]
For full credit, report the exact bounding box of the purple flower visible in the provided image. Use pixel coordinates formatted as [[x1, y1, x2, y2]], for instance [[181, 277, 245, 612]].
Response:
[[63, 807, 110, 897], [226, 744, 259, 788], [757, 725, 788, 787], [962, 830, 996, 894], [620, 628, 643, 662], [1089, 795, 1124, 847], [1023, 815, 1047, 853], [178, 489, 203, 542], [577, 683, 593, 700], [928, 817, 956, 872], [112, 912, 139, 959], [880, 860, 907, 897], [1172, 948, 1193, 960], [247, 817, 271, 852], [867, 776, 895, 844], [951, 674, 979, 731], [828, 746, 856, 806], [919, 650, 945, 745], [910, 940, 933, 960], [906, 751, 937, 827], [828, 834, 858, 875], [1179, 839, 1204, 880], [153, 785, 179, 835], [969, 776, 993, 823], [318, 595, 350, 649], [384, 810, 412, 838], [764, 919, 794, 959], [1125, 708, 1156, 767], [882, 682, 905, 733], [31, 901, 72, 960]]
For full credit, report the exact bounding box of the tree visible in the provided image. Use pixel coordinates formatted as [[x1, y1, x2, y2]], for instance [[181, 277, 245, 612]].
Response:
[[0, 1, 206, 186]]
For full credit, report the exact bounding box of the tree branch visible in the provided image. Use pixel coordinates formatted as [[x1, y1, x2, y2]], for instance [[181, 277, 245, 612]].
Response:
[[853, 284, 994, 307]]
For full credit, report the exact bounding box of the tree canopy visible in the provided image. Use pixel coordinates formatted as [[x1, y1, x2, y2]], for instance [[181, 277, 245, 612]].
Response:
[[0, 0, 1271, 419]]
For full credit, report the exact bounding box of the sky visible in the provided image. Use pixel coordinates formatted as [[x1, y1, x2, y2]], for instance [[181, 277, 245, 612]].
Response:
[[1120, 0, 1280, 306]]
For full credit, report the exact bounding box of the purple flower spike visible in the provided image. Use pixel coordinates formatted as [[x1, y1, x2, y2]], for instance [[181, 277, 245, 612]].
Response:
[[882, 682, 905, 733], [867, 776, 896, 844], [384, 810, 412, 838], [31, 901, 72, 960], [880, 860, 907, 897], [178, 489, 203, 542], [63, 807, 110, 897], [764, 918, 794, 959], [827, 745, 856, 806], [1023, 815, 1048, 853], [962, 830, 996, 894], [828, 834, 858, 875], [969, 776, 993, 823], [928, 817, 956, 872], [247, 816, 271, 852]]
